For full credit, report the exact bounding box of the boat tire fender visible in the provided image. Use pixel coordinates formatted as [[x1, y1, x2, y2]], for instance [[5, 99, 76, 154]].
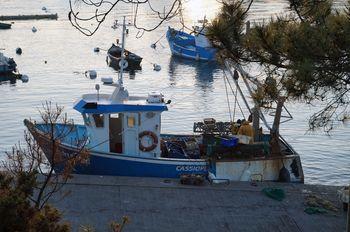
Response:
[[139, 131, 158, 152]]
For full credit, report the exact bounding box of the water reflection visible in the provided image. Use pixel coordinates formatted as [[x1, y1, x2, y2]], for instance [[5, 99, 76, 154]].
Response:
[[182, 0, 220, 23], [168, 56, 221, 89]]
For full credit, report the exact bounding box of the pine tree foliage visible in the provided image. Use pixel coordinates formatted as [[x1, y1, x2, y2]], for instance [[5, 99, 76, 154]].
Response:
[[0, 172, 70, 232], [0, 102, 90, 231], [208, 0, 350, 131]]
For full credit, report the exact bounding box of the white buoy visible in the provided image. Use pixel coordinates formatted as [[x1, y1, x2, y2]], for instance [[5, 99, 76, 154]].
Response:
[[21, 75, 29, 83], [153, 64, 161, 71], [119, 59, 128, 69], [101, 77, 113, 84], [32, 26, 37, 33], [86, 70, 97, 79]]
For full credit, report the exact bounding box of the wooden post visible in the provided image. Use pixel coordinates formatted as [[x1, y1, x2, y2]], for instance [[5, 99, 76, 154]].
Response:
[[270, 97, 286, 156]]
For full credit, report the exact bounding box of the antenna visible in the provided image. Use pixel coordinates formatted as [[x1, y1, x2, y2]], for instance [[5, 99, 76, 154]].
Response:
[[95, 84, 100, 101]]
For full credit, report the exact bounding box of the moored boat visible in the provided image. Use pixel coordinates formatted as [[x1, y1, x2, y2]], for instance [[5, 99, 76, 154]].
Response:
[[0, 22, 11, 30], [0, 52, 17, 75], [107, 43, 142, 71], [166, 26, 216, 61]]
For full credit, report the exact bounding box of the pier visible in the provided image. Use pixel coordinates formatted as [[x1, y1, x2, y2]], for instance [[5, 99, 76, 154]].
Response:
[[51, 175, 347, 231], [0, 13, 58, 21]]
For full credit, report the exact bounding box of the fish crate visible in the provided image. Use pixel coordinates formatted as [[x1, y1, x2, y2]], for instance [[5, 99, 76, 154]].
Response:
[[193, 119, 231, 135]]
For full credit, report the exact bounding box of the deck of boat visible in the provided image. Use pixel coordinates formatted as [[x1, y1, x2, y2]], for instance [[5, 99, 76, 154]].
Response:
[[49, 174, 347, 231]]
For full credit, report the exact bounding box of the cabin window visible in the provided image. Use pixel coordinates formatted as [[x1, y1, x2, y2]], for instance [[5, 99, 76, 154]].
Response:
[[127, 116, 135, 128], [82, 113, 91, 126], [110, 113, 119, 119], [93, 114, 104, 128], [146, 112, 155, 119]]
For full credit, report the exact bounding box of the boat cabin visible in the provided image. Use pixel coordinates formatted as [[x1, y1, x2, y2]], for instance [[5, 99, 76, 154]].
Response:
[[74, 88, 168, 158]]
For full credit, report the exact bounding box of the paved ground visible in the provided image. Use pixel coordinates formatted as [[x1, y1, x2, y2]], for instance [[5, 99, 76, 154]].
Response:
[[51, 175, 347, 231]]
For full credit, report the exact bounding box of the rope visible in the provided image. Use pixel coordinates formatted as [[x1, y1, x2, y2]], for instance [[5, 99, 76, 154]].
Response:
[[226, 74, 246, 120], [152, 32, 166, 46], [223, 69, 246, 120], [233, 83, 238, 121], [223, 72, 233, 122]]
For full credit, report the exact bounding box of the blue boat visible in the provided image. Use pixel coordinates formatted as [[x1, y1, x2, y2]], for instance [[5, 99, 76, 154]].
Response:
[[25, 18, 304, 182], [166, 27, 216, 61]]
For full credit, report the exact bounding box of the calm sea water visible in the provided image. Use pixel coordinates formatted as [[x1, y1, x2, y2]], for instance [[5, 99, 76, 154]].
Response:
[[0, 0, 348, 185]]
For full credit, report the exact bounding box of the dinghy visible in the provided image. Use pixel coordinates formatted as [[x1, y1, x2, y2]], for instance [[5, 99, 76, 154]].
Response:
[[0, 53, 17, 75], [107, 43, 142, 71], [0, 22, 11, 30]]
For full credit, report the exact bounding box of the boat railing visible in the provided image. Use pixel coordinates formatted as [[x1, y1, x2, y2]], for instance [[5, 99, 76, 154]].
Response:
[[82, 93, 110, 101]]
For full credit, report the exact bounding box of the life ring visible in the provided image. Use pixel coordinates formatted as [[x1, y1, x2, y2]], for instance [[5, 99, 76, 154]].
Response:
[[139, 131, 158, 152]]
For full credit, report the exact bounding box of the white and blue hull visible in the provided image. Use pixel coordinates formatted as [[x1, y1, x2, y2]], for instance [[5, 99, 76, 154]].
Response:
[[81, 151, 208, 178], [33, 131, 208, 178], [166, 28, 216, 61]]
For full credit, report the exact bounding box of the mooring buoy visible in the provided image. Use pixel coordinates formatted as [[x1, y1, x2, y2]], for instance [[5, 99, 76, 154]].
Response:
[[16, 47, 22, 55]]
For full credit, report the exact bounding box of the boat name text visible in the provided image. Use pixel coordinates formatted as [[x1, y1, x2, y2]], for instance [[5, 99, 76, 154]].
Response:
[[176, 165, 207, 172]]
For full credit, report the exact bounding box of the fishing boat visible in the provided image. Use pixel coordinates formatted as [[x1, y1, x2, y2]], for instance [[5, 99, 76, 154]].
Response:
[[0, 53, 17, 75], [0, 22, 11, 30], [107, 43, 142, 71], [166, 26, 216, 61], [25, 18, 304, 183]]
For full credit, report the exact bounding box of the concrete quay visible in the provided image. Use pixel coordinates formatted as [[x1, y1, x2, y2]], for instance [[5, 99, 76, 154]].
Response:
[[51, 175, 347, 231]]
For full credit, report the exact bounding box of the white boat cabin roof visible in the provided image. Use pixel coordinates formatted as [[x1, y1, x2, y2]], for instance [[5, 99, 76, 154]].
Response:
[[74, 92, 168, 114]]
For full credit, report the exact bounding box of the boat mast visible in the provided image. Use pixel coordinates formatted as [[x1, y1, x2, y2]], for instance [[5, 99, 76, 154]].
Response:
[[118, 16, 126, 86], [110, 16, 128, 102]]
